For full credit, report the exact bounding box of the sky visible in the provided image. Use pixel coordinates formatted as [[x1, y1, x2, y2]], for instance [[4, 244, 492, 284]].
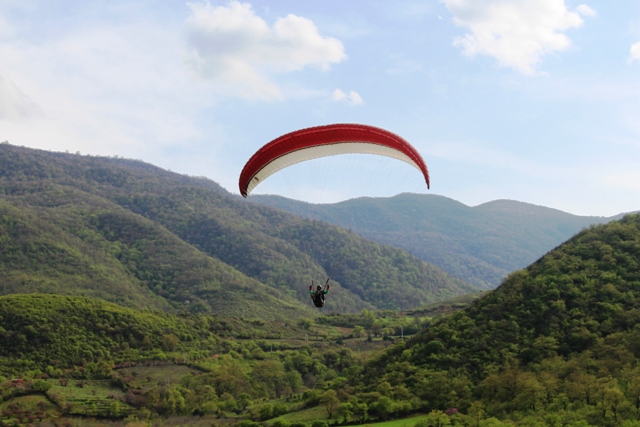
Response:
[[1, 0, 639, 217]]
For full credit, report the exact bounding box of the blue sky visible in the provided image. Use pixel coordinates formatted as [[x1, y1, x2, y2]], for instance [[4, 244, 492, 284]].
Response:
[[1, 0, 639, 216]]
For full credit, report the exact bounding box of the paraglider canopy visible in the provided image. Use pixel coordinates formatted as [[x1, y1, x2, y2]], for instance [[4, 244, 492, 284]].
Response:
[[239, 123, 430, 197]]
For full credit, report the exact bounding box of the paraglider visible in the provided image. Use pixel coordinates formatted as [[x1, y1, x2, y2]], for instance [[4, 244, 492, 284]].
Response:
[[310, 279, 330, 308], [238, 123, 429, 197]]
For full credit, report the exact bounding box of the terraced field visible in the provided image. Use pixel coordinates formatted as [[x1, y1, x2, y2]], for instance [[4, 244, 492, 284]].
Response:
[[45, 380, 133, 417]]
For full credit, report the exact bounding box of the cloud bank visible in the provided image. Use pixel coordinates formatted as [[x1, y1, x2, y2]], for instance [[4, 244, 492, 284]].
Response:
[[443, 0, 592, 74], [184, 1, 347, 100]]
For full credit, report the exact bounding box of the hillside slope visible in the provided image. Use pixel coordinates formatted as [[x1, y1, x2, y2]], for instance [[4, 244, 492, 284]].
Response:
[[252, 193, 625, 289], [0, 293, 221, 371], [361, 213, 640, 386], [315, 213, 640, 423], [0, 144, 475, 315], [0, 187, 312, 320]]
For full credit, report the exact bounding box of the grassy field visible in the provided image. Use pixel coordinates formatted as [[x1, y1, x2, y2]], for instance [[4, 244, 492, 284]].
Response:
[[271, 410, 430, 427], [345, 414, 429, 427], [274, 404, 329, 423]]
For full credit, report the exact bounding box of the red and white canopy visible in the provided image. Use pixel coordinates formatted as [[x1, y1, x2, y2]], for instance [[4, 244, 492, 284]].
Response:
[[239, 123, 430, 197]]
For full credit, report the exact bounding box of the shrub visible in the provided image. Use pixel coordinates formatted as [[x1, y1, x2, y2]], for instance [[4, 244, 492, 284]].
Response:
[[271, 420, 291, 427]]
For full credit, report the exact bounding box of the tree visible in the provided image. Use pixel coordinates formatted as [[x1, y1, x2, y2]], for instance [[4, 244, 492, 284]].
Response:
[[162, 334, 179, 351], [349, 397, 368, 423], [256, 404, 273, 421], [371, 321, 383, 337], [427, 410, 450, 427], [272, 420, 291, 427], [467, 402, 485, 427], [595, 377, 625, 423], [109, 401, 121, 417], [163, 386, 186, 415], [371, 396, 394, 420], [569, 371, 597, 406], [336, 402, 353, 423], [298, 318, 315, 331], [361, 309, 376, 328], [624, 367, 640, 416], [321, 390, 340, 418], [237, 393, 252, 412], [512, 372, 545, 411], [252, 360, 290, 398], [286, 370, 304, 393]]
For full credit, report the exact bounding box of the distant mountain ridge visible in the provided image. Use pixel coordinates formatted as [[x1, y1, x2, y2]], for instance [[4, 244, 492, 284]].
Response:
[[251, 193, 630, 289], [0, 144, 474, 318]]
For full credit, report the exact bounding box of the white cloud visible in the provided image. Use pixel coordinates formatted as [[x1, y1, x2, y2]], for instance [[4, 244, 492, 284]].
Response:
[[0, 16, 210, 158], [576, 4, 596, 17], [0, 70, 43, 121], [442, 0, 587, 74], [630, 41, 640, 63], [331, 89, 364, 106], [184, 1, 347, 100]]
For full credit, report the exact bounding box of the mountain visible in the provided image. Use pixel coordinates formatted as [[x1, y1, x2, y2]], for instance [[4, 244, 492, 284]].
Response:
[[3, 213, 640, 425], [0, 143, 475, 318], [252, 193, 628, 289], [351, 213, 640, 421], [389, 212, 640, 373]]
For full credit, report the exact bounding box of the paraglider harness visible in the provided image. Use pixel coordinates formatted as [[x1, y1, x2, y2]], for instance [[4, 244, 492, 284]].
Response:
[[310, 279, 330, 308]]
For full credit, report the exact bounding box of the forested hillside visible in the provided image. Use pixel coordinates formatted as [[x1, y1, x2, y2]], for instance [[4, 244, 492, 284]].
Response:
[[2, 211, 639, 426], [0, 292, 421, 425], [253, 193, 624, 289], [0, 294, 220, 372], [0, 188, 312, 321], [0, 293, 361, 423], [0, 143, 474, 316], [348, 213, 640, 425]]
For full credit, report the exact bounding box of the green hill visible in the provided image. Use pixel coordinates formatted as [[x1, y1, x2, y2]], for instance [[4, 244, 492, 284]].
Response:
[[0, 144, 475, 316], [0, 293, 373, 424], [252, 193, 627, 289], [386, 212, 640, 373], [349, 213, 640, 423], [0, 293, 220, 371], [0, 188, 312, 321], [2, 215, 640, 425]]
